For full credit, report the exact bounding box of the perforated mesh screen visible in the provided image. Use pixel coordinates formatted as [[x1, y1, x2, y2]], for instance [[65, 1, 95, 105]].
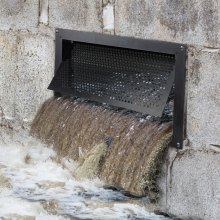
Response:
[[49, 41, 175, 117]]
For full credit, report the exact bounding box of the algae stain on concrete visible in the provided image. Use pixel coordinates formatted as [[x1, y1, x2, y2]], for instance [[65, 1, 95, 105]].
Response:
[[189, 59, 201, 86], [3, 0, 26, 16], [200, 0, 218, 44], [127, 0, 154, 36], [159, 0, 218, 45], [159, 0, 199, 35]]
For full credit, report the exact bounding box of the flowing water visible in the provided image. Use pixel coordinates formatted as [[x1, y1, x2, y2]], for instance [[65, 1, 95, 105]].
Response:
[[0, 130, 172, 220], [0, 96, 174, 219], [31, 97, 172, 200]]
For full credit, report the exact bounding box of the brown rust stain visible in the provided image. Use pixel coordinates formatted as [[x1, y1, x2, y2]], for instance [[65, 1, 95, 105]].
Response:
[[189, 59, 201, 86]]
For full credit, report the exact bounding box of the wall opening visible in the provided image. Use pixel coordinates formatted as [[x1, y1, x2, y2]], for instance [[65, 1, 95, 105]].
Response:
[[48, 29, 186, 148]]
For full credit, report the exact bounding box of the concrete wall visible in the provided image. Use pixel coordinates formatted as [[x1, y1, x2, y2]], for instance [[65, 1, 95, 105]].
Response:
[[159, 46, 220, 219], [0, 0, 220, 219]]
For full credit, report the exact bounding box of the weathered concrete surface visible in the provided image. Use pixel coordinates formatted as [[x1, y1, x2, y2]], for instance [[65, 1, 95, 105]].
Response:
[[158, 148, 220, 220], [14, 32, 54, 123], [0, 31, 54, 126], [187, 46, 220, 148], [0, 32, 17, 123], [115, 0, 220, 47], [156, 45, 220, 219], [0, 0, 39, 30], [49, 0, 103, 32]]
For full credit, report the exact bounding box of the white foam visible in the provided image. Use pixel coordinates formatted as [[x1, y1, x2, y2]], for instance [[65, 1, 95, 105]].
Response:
[[0, 131, 170, 220], [0, 193, 43, 216]]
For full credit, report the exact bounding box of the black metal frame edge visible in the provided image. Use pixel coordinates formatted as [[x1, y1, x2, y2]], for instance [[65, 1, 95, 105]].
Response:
[[54, 28, 187, 149]]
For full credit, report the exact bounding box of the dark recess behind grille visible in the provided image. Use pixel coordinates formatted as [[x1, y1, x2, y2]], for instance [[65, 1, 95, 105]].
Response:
[[48, 29, 186, 148], [49, 41, 175, 117]]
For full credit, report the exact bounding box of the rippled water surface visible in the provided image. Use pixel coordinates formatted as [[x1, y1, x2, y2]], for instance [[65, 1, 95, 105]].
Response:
[[0, 132, 171, 220]]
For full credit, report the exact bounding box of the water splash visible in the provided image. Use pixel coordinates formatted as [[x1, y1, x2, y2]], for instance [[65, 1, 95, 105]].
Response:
[[0, 130, 171, 220], [31, 97, 172, 200]]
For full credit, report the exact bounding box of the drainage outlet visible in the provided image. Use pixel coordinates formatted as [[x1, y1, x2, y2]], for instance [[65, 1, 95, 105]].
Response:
[[48, 29, 186, 149]]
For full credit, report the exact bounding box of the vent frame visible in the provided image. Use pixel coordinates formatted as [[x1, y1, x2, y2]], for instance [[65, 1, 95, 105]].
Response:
[[51, 28, 186, 149]]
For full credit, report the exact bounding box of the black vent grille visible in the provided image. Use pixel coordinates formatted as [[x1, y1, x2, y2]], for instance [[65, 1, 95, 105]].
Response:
[[48, 29, 186, 148], [49, 42, 175, 117]]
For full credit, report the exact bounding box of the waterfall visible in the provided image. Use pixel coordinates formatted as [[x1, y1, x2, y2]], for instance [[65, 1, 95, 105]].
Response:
[[31, 97, 172, 201]]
